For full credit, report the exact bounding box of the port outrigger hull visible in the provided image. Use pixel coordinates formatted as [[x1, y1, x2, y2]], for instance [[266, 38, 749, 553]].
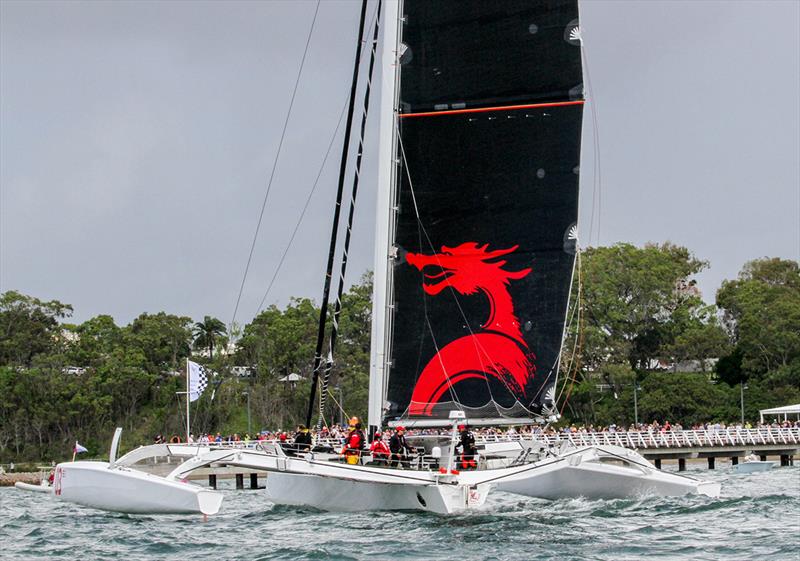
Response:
[[53, 460, 223, 515]]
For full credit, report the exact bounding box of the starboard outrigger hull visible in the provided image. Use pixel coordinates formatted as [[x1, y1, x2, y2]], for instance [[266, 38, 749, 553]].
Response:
[[485, 446, 720, 500]]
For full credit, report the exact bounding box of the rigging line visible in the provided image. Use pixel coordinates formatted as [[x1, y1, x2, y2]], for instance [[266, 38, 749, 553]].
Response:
[[399, 131, 523, 416], [254, 1, 381, 315], [305, 0, 370, 429], [230, 0, 322, 333], [317, 0, 383, 426], [390, 122, 464, 415], [560, 251, 584, 415], [581, 39, 602, 247], [398, 132, 469, 413], [557, 249, 583, 403], [531, 244, 583, 407], [326, 386, 350, 424], [399, 131, 526, 415], [255, 99, 348, 314], [556, 251, 581, 403], [556, 299, 581, 403]]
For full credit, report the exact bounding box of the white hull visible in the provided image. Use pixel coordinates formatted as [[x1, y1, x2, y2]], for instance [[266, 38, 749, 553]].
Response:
[[54, 461, 222, 515], [735, 461, 775, 474], [486, 446, 720, 500], [266, 472, 488, 514], [170, 447, 490, 514], [15, 481, 53, 494]]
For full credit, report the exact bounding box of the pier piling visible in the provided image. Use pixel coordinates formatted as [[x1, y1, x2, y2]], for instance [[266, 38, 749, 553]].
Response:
[[731, 456, 738, 466], [707, 457, 715, 469], [208, 474, 217, 489], [235, 473, 244, 489], [678, 458, 686, 471], [654, 458, 661, 469], [250, 473, 259, 489]]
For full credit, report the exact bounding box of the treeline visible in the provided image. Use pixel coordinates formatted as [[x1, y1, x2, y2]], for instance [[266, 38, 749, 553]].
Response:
[[560, 245, 799, 426], [0, 274, 372, 462], [1, 247, 798, 461]]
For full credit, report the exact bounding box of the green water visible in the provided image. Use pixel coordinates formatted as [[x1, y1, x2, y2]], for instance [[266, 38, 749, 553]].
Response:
[[2, 466, 798, 560]]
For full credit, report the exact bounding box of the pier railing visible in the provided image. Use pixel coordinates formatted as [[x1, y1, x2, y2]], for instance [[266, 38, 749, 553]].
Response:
[[474, 427, 800, 449], [182, 427, 799, 451]]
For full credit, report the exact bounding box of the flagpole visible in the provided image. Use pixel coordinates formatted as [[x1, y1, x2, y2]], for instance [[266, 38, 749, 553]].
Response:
[[186, 358, 190, 443]]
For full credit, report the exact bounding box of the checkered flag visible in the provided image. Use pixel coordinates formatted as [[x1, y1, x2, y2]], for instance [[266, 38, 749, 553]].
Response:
[[188, 361, 209, 402]]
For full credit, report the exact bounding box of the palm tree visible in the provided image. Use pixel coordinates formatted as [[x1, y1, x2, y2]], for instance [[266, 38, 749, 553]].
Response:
[[193, 316, 227, 359]]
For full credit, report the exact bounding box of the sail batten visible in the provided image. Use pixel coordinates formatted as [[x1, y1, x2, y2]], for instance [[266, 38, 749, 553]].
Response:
[[398, 99, 584, 119], [377, 0, 583, 426]]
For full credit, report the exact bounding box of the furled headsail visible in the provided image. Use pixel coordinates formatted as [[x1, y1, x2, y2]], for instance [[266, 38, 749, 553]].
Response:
[[380, 0, 584, 425]]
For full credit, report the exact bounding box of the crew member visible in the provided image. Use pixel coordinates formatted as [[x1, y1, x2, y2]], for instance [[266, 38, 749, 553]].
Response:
[[293, 424, 313, 454], [369, 432, 391, 466], [389, 426, 415, 468], [455, 423, 478, 470], [341, 417, 365, 464]]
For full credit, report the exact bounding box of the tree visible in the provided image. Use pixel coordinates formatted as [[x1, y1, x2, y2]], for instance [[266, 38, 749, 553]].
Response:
[[123, 312, 193, 374], [577, 243, 710, 371], [637, 372, 737, 427], [328, 272, 373, 423], [0, 291, 73, 366], [716, 258, 800, 375], [237, 298, 319, 377], [65, 315, 122, 367], [193, 316, 227, 359]]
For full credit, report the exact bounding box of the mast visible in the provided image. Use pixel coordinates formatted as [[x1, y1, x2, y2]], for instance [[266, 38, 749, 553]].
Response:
[[305, 0, 369, 428], [368, 0, 401, 435]]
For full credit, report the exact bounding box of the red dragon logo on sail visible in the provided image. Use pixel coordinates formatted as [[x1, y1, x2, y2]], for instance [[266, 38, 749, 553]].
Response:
[[405, 242, 535, 416]]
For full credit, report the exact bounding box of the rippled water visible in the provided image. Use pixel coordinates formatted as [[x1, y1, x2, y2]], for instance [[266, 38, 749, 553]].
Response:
[[2, 465, 799, 561]]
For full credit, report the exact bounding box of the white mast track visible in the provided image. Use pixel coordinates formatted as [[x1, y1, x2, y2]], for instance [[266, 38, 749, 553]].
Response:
[[369, 0, 401, 433]]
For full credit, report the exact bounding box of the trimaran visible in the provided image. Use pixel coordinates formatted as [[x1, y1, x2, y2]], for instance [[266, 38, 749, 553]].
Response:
[[23, 0, 720, 516]]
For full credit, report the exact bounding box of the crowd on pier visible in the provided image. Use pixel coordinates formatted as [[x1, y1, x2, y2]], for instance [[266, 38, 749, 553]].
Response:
[[154, 417, 799, 447]]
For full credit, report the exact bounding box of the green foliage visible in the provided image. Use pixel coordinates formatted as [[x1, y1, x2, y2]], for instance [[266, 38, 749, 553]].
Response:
[[577, 242, 715, 371], [125, 312, 193, 373], [716, 258, 800, 374], [0, 291, 73, 366], [237, 298, 318, 377], [637, 373, 738, 426], [1, 253, 797, 462], [327, 272, 372, 424], [65, 315, 123, 367], [715, 347, 746, 386], [192, 316, 227, 359]]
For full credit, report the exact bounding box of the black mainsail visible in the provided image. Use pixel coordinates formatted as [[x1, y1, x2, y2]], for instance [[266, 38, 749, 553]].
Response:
[[377, 0, 584, 425]]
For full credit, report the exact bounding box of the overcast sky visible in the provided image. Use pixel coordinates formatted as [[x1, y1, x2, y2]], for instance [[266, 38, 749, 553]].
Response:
[[1, 0, 798, 327]]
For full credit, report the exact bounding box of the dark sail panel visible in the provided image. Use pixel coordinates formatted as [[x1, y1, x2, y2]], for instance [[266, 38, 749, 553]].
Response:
[[384, 0, 583, 423], [399, 0, 582, 114]]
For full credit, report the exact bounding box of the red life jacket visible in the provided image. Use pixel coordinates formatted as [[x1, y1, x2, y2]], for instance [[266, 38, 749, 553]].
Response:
[[347, 431, 363, 450], [370, 440, 390, 456]]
